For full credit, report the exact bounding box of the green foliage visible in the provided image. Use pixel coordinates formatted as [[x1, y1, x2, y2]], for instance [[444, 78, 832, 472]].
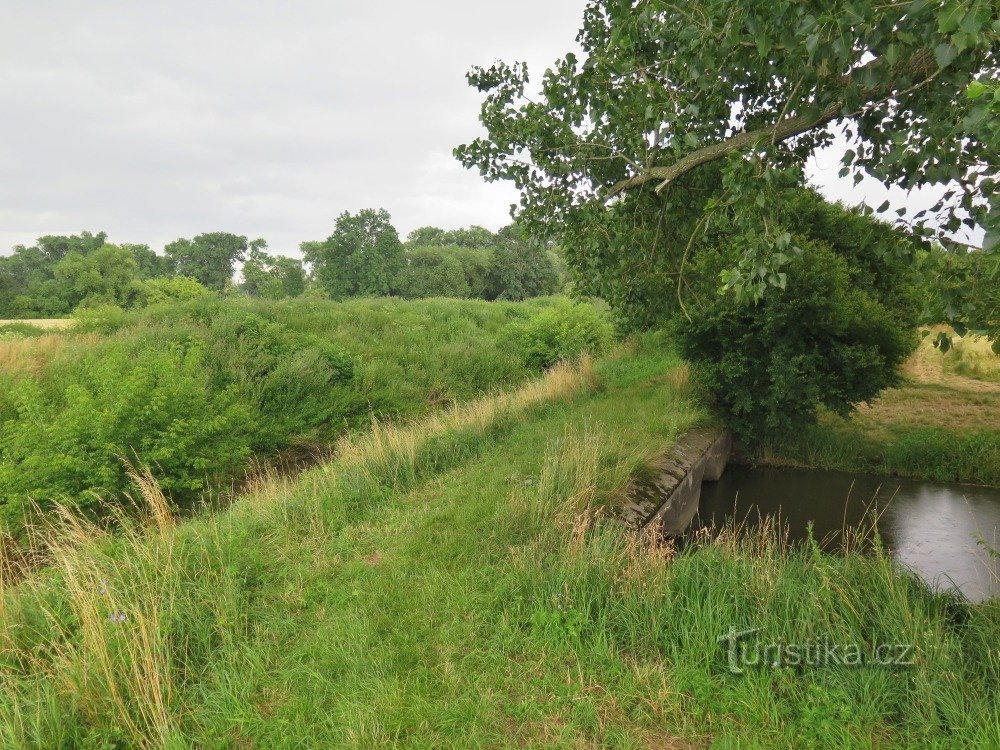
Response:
[[0, 340, 252, 527], [458, 0, 997, 331], [506, 300, 614, 369], [488, 225, 561, 300], [406, 225, 497, 248], [139, 275, 211, 306], [302, 209, 404, 299], [164, 232, 256, 291], [0, 322, 48, 339], [196, 309, 356, 451], [0, 297, 600, 532], [396, 246, 472, 299], [241, 247, 306, 299], [677, 235, 918, 448]]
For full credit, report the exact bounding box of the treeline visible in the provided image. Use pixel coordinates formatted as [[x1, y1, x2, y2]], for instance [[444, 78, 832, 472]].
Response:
[[0, 210, 566, 319]]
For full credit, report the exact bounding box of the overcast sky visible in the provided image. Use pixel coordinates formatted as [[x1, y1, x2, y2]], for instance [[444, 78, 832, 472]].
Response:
[[0, 1, 972, 258]]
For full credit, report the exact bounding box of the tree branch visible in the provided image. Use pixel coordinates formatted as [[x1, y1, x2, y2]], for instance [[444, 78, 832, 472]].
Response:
[[606, 49, 936, 198]]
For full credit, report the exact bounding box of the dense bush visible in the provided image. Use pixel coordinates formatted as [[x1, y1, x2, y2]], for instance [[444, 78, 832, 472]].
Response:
[[396, 247, 472, 299], [506, 300, 614, 369], [0, 340, 251, 527], [677, 238, 918, 448]]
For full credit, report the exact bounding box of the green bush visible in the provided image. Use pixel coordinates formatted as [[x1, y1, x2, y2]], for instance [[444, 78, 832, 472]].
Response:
[[677, 239, 918, 448], [0, 340, 251, 530], [0, 322, 49, 339], [507, 301, 614, 368], [200, 310, 356, 450]]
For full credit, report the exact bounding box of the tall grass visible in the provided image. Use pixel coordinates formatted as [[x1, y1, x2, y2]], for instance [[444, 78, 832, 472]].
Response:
[[0, 337, 995, 746], [0, 296, 610, 535]]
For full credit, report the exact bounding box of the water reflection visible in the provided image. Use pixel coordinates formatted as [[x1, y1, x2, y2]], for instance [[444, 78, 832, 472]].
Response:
[[697, 466, 1000, 603]]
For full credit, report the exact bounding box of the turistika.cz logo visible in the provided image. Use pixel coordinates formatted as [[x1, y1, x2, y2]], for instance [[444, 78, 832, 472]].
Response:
[[717, 626, 916, 674]]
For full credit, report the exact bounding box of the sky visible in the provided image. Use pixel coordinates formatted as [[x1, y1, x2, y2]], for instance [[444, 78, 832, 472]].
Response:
[[0, 0, 975, 258]]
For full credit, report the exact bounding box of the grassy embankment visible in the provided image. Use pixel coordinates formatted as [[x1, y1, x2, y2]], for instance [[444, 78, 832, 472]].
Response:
[[0, 297, 610, 536], [763, 329, 1000, 485], [1, 334, 996, 748]]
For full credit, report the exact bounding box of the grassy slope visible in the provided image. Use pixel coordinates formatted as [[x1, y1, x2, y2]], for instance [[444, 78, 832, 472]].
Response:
[[2, 340, 997, 748], [763, 332, 1000, 485]]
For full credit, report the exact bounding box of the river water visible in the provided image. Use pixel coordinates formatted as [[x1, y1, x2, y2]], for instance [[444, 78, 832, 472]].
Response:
[[696, 466, 1000, 603]]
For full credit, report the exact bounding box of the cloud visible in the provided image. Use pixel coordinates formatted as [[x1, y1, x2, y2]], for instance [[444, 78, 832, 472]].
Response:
[[2, 1, 978, 258], [0, 0, 582, 255]]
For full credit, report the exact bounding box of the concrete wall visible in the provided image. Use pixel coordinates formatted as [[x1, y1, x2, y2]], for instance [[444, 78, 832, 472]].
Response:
[[621, 427, 732, 534]]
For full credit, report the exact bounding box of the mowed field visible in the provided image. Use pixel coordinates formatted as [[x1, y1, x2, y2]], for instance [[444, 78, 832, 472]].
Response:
[[764, 327, 1000, 484]]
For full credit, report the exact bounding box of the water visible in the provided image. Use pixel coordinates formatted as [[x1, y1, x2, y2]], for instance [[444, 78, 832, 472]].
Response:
[[697, 466, 1000, 603]]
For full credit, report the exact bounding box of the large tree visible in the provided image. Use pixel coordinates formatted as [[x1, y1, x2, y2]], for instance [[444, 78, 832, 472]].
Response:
[[303, 209, 404, 299], [458, 0, 995, 443], [457, 0, 997, 323], [164, 232, 256, 291]]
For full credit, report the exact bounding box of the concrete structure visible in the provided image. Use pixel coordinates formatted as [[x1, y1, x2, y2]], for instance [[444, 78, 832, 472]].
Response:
[[621, 426, 732, 534]]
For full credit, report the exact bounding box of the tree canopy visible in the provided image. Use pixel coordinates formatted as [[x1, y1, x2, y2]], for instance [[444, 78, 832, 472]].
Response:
[[457, 0, 997, 321], [303, 209, 405, 299], [164, 232, 258, 291]]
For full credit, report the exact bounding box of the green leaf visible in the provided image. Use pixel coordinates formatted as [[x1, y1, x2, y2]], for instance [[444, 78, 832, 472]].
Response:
[[934, 43, 958, 69], [967, 81, 988, 100]]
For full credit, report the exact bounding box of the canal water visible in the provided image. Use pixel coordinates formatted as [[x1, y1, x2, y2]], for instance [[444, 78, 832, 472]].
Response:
[[696, 466, 1000, 603]]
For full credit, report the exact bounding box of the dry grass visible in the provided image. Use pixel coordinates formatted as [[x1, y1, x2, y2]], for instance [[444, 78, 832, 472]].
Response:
[[0, 318, 74, 329], [333, 355, 595, 478], [852, 328, 1000, 434], [0, 333, 97, 376], [0, 467, 179, 746], [904, 327, 1000, 393]]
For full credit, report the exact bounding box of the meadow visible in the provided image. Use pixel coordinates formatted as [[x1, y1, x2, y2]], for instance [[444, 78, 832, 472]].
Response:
[[762, 330, 1000, 486], [0, 334, 996, 747]]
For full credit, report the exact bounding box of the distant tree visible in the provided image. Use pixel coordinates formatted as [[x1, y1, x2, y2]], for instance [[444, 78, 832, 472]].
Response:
[[406, 226, 448, 246], [241, 247, 285, 299], [165, 233, 255, 291], [405, 225, 499, 249], [33, 231, 107, 264], [303, 209, 404, 299], [396, 247, 471, 299], [487, 224, 560, 300], [127, 244, 173, 279], [52, 244, 143, 309], [450, 246, 492, 299], [271, 255, 307, 298]]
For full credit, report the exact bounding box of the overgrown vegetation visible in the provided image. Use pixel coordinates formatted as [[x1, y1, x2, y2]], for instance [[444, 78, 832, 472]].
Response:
[[0, 296, 612, 535], [0, 216, 566, 320], [763, 328, 1000, 485], [0, 340, 995, 747]]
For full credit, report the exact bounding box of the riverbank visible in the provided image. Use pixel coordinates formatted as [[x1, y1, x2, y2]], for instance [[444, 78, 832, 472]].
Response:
[[2, 339, 996, 747], [760, 331, 1000, 486]]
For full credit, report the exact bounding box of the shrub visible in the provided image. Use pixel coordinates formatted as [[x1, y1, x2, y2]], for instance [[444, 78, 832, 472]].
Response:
[[140, 275, 211, 306], [677, 239, 918, 448], [0, 340, 252, 530], [200, 310, 356, 449], [72, 304, 132, 334], [507, 301, 614, 369]]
